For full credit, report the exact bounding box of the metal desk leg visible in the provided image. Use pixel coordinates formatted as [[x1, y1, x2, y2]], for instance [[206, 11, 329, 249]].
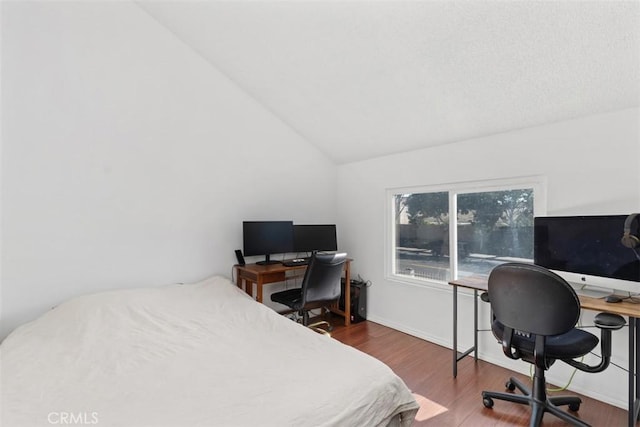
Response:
[[453, 286, 479, 378], [636, 317, 640, 424], [473, 289, 478, 361], [631, 316, 640, 426], [453, 284, 458, 378]]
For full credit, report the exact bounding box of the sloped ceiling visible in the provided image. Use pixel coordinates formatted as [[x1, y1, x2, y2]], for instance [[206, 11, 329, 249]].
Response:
[[137, 1, 640, 164]]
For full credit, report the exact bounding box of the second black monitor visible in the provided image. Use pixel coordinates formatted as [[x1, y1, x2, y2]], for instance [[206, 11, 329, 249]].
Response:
[[294, 224, 337, 253]]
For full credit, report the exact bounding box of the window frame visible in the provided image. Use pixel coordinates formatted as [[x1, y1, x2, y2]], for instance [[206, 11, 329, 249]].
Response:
[[385, 176, 547, 287]]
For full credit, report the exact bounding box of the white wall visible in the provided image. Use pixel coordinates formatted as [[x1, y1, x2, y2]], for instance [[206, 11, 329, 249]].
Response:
[[0, 2, 337, 339], [337, 107, 640, 408]]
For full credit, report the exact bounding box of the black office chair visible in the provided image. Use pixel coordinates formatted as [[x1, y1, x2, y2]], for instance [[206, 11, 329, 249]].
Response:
[[481, 262, 625, 427], [271, 252, 347, 335]]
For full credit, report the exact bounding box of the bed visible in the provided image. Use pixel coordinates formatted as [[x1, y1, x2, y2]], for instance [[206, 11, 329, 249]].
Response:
[[1, 275, 419, 426]]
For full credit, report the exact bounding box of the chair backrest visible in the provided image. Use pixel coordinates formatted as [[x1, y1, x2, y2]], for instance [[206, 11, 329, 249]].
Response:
[[488, 262, 581, 337], [301, 252, 347, 306]]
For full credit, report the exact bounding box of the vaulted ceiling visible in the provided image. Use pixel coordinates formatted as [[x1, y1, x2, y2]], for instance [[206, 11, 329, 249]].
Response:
[[137, 1, 640, 164]]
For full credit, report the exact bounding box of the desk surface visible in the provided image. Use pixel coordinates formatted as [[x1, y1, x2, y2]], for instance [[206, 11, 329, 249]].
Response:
[[237, 258, 353, 274], [236, 262, 308, 275], [449, 276, 640, 318]]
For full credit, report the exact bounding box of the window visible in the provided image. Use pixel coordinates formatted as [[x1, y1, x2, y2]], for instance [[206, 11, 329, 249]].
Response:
[[388, 177, 546, 283]]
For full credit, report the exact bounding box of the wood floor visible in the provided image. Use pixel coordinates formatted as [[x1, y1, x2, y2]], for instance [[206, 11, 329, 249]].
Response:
[[329, 320, 628, 427]]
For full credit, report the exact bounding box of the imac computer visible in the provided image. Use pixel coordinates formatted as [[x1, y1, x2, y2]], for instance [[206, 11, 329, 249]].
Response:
[[534, 215, 640, 296], [293, 224, 338, 253], [242, 221, 294, 265]]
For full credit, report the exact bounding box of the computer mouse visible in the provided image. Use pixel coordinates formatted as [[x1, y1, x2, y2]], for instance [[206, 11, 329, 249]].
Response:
[[605, 295, 622, 303]]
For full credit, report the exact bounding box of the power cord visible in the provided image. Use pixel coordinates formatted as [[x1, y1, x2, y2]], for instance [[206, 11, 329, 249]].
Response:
[[356, 274, 372, 287], [620, 293, 640, 303], [529, 342, 581, 392], [534, 315, 585, 393]]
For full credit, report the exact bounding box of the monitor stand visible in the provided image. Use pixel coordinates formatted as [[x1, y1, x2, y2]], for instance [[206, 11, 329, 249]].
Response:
[[571, 283, 613, 298], [256, 254, 281, 266]]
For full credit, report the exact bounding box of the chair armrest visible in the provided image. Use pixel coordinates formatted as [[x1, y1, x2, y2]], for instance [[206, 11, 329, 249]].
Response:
[[564, 312, 626, 373], [594, 312, 626, 330]]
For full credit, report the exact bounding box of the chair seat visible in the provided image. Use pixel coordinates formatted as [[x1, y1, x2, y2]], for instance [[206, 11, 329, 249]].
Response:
[[493, 320, 599, 360], [271, 287, 303, 310]]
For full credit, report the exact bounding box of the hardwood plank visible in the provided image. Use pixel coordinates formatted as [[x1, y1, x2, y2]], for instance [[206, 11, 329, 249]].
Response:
[[329, 320, 627, 426]]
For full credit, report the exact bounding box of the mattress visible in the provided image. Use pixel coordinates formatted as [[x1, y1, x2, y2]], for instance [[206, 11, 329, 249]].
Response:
[[1, 275, 419, 426]]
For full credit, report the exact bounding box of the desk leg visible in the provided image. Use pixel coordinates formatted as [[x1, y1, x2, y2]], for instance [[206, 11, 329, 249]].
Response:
[[452, 286, 479, 379], [630, 316, 640, 426], [244, 280, 253, 298], [344, 263, 351, 327], [453, 284, 458, 378], [636, 317, 640, 424], [236, 271, 252, 297], [256, 279, 263, 303], [473, 289, 478, 362]]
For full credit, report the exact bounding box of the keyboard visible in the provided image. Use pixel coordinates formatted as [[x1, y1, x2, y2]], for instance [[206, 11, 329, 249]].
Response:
[[282, 258, 309, 267]]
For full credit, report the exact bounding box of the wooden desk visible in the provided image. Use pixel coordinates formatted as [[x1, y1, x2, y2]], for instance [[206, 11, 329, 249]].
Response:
[[235, 259, 353, 326], [449, 276, 640, 426]]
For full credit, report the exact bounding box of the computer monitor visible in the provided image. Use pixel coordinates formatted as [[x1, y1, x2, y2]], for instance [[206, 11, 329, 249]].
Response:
[[293, 224, 338, 253], [243, 221, 294, 265], [534, 215, 640, 294]]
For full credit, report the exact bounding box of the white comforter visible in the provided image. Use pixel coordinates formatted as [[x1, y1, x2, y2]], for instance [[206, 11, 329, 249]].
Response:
[[1, 275, 418, 426]]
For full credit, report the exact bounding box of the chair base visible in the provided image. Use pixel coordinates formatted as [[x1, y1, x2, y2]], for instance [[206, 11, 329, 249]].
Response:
[[297, 308, 334, 336], [308, 320, 332, 336], [482, 374, 590, 427]]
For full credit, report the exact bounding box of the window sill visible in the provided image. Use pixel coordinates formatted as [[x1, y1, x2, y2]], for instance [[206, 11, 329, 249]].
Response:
[[385, 274, 450, 291]]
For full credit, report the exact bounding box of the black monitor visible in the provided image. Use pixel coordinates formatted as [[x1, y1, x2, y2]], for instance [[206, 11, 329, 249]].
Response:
[[243, 221, 294, 265], [293, 224, 338, 253], [534, 215, 640, 294]]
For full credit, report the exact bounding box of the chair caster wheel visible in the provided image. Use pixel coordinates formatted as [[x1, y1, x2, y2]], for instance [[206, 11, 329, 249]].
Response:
[[483, 396, 494, 408], [505, 380, 516, 391], [569, 402, 580, 412]]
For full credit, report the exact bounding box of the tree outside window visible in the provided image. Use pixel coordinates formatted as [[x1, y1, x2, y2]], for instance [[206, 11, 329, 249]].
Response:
[[392, 185, 538, 283]]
